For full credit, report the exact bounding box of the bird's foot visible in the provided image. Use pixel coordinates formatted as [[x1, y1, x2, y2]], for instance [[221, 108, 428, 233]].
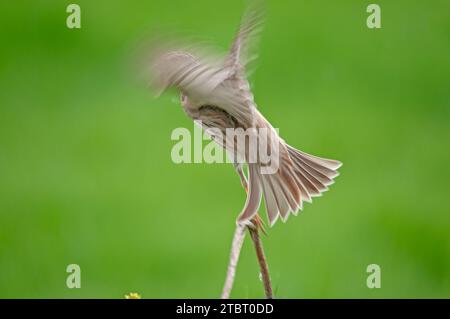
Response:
[[238, 215, 267, 236], [252, 215, 267, 236]]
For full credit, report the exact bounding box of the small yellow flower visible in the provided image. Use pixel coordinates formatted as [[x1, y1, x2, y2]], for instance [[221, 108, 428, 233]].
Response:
[[125, 292, 141, 299]]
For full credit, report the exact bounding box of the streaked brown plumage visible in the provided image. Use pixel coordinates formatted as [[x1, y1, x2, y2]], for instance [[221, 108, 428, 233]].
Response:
[[150, 7, 342, 226]]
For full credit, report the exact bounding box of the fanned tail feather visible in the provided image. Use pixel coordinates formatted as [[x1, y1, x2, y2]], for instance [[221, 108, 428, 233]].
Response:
[[237, 145, 342, 227]]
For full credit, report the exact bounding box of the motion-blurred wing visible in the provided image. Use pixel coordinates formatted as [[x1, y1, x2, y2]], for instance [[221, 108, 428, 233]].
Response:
[[151, 47, 256, 127], [151, 49, 228, 98], [150, 5, 264, 128], [224, 5, 264, 76], [214, 5, 264, 126]]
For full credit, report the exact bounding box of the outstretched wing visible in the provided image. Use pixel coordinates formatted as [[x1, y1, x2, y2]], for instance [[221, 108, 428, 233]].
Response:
[[149, 6, 264, 128], [215, 4, 265, 126], [150, 47, 255, 127], [224, 4, 264, 77], [150, 49, 228, 98]]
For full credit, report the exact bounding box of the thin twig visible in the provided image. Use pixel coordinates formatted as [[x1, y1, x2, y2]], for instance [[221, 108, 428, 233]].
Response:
[[248, 224, 273, 299], [221, 222, 246, 299], [221, 165, 273, 299]]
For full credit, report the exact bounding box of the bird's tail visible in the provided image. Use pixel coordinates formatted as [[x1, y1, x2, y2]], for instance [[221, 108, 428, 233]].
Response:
[[238, 144, 342, 227]]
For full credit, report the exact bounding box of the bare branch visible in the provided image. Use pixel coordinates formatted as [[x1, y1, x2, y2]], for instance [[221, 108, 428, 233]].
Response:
[[249, 224, 273, 299], [221, 223, 246, 299]]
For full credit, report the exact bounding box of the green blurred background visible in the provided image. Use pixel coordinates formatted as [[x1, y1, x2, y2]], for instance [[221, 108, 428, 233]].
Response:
[[0, 0, 449, 298]]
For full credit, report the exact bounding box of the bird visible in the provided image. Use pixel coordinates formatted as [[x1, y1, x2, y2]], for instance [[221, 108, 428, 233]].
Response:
[[149, 6, 342, 228]]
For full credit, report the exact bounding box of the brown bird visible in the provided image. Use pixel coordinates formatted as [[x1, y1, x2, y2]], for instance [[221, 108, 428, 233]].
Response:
[[150, 7, 342, 227]]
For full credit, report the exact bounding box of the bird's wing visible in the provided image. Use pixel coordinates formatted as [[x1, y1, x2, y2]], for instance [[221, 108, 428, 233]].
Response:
[[150, 49, 228, 98], [150, 6, 263, 127], [213, 4, 264, 126], [223, 4, 264, 77], [150, 48, 255, 126]]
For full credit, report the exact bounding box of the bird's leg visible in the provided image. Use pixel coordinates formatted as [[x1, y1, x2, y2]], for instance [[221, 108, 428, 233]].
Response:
[[234, 163, 249, 191], [250, 214, 267, 236]]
